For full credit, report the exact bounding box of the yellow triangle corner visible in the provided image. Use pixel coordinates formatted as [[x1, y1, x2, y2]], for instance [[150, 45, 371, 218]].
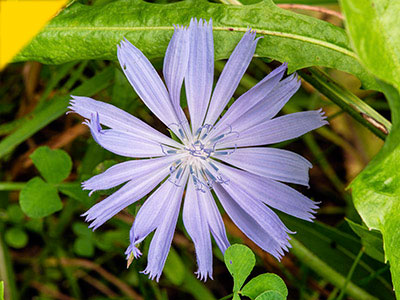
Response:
[[0, 0, 68, 69]]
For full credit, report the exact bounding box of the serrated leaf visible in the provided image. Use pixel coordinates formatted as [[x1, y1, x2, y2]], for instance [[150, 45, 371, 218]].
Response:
[[15, 0, 377, 90], [346, 219, 384, 262], [19, 177, 62, 218], [255, 290, 285, 300], [4, 228, 28, 249], [241, 274, 288, 300], [30, 146, 72, 184], [224, 244, 255, 293]]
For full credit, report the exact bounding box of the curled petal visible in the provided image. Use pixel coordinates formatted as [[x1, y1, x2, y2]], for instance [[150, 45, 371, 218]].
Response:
[[69, 96, 180, 148], [84, 113, 172, 158]]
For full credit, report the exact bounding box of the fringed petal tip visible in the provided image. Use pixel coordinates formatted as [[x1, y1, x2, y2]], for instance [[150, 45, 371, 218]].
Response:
[[189, 17, 212, 28], [141, 268, 162, 282], [195, 270, 213, 282], [317, 108, 330, 124]]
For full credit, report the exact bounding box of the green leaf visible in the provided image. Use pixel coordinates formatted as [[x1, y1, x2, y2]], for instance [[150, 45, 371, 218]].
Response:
[[15, 0, 377, 90], [164, 247, 186, 285], [19, 177, 62, 218], [6, 204, 25, 223], [350, 81, 400, 297], [254, 290, 285, 300], [74, 237, 95, 257], [58, 183, 94, 205], [224, 244, 255, 293], [346, 219, 384, 262], [241, 273, 288, 300], [340, 0, 400, 92], [72, 222, 93, 238], [341, 0, 400, 295], [279, 213, 393, 299], [30, 146, 72, 184], [4, 228, 28, 249]]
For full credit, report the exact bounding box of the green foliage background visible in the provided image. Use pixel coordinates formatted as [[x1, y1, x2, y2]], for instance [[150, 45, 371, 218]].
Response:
[[1, 0, 400, 299]]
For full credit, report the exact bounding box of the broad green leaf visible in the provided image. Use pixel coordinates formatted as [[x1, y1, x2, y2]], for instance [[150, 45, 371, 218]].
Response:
[[255, 290, 285, 300], [350, 81, 400, 297], [346, 219, 384, 262], [19, 177, 62, 218], [4, 228, 28, 249], [224, 244, 255, 293], [30, 146, 72, 184], [0, 67, 114, 159], [340, 0, 400, 92], [241, 274, 288, 300], [15, 0, 377, 90], [164, 247, 186, 285], [341, 0, 400, 295]]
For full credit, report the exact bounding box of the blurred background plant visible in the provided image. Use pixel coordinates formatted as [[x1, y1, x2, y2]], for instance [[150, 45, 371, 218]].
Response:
[[0, 0, 397, 299]]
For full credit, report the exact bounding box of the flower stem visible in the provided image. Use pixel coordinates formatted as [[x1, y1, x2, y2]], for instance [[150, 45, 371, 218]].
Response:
[[336, 247, 365, 300], [298, 67, 391, 140], [0, 182, 80, 191], [290, 238, 377, 300]]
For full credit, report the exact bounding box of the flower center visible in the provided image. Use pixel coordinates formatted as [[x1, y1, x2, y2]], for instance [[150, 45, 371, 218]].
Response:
[[185, 140, 214, 160]]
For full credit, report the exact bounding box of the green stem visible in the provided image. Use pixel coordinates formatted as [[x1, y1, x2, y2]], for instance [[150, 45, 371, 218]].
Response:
[[337, 247, 364, 300], [218, 293, 234, 300], [0, 234, 18, 300], [0, 182, 81, 191], [290, 238, 377, 300], [298, 68, 391, 140]]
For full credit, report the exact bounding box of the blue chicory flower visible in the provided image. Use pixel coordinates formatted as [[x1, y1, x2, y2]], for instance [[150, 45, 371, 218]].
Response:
[[69, 18, 327, 281]]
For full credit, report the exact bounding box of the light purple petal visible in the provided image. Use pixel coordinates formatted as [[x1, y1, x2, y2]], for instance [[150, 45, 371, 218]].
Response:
[[204, 30, 260, 126], [211, 63, 287, 138], [130, 177, 179, 246], [214, 183, 292, 260], [185, 18, 214, 133], [198, 187, 230, 254], [218, 109, 328, 148], [82, 155, 183, 194], [142, 168, 189, 281], [82, 165, 170, 230], [84, 113, 173, 158], [183, 177, 213, 280], [117, 39, 181, 132], [228, 74, 301, 134], [214, 147, 311, 186], [163, 25, 190, 123], [214, 162, 318, 221], [69, 96, 180, 148]]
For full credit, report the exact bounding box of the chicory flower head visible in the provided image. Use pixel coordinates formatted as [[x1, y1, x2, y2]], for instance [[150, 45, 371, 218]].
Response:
[[69, 18, 327, 281]]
